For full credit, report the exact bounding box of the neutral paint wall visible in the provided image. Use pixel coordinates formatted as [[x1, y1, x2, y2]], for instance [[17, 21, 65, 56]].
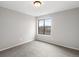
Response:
[[0, 7, 36, 51], [36, 8, 79, 50]]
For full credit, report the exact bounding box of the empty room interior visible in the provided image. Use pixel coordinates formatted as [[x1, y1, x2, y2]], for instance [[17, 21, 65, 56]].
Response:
[[0, 1, 79, 57]]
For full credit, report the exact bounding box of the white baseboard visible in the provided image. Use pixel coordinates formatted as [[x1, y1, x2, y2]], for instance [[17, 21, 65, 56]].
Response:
[[0, 39, 34, 52], [37, 39, 79, 51]]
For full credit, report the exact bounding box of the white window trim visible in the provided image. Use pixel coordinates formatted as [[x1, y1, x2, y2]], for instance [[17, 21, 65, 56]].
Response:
[[37, 17, 53, 36]]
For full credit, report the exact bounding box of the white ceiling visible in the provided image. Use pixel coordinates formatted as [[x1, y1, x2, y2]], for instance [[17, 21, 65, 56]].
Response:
[[0, 1, 79, 17]]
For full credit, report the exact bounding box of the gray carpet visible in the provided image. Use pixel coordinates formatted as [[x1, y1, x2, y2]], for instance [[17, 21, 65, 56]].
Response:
[[0, 40, 79, 57]]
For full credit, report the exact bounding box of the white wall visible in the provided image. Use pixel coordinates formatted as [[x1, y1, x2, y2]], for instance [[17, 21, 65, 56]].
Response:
[[0, 7, 36, 51], [36, 7, 79, 50]]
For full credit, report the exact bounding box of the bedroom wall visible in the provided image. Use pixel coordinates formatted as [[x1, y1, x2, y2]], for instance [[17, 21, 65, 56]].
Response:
[[0, 7, 36, 51], [36, 7, 79, 50]]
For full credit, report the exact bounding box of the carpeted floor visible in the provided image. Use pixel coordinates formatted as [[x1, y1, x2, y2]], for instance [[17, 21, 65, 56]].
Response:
[[0, 40, 79, 57]]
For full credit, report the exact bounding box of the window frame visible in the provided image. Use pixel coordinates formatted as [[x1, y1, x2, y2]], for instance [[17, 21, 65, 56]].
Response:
[[37, 18, 52, 35]]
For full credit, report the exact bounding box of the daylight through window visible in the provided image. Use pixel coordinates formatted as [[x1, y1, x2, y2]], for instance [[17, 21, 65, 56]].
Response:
[[38, 18, 52, 35]]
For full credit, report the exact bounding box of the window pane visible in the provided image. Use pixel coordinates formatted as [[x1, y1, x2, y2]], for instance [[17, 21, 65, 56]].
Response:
[[38, 20, 44, 34], [45, 19, 52, 35], [38, 19, 52, 35], [39, 20, 44, 27], [45, 19, 52, 26]]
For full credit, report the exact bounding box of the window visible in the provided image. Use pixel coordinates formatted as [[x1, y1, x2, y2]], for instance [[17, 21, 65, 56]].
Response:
[[38, 18, 52, 35]]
